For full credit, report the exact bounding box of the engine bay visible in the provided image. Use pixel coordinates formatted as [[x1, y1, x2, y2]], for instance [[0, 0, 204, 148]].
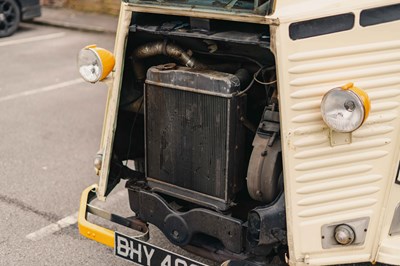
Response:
[[108, 12, 286, 261]]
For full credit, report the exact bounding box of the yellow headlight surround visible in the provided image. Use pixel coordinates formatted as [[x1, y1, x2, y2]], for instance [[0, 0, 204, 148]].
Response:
[[321, 83, 371, 133], [341, 82, 371, 123], [78, 45, 115, 83]]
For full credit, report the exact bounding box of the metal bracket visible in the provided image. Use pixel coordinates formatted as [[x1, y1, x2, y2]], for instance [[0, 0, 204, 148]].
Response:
[[127, 187, 244, 253], [329, 129, 352, 147], [87, 204, 148, 236], [257, 108, 280, 142]]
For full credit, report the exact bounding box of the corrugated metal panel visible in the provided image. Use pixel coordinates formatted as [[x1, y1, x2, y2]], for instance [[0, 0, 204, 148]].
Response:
[[287, 40, 400, 217], [279, 31, 400, 261]]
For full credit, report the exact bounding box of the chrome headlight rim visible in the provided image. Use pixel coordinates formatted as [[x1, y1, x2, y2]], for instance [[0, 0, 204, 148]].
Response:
[[78, 47, 104, 83], [321, 84, 368, 133]]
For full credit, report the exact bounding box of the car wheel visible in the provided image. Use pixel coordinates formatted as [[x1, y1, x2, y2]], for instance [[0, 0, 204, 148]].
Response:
[[0, 0, 20, 38]]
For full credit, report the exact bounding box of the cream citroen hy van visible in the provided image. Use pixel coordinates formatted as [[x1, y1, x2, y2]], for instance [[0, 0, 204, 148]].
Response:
[[77, 1, 400, 265]]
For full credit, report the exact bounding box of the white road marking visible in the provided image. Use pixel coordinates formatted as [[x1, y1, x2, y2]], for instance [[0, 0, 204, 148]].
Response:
[[0, 32, 66, 47], [0, 79, 84, 103], [26, 213, 79, 241], [26, 189, 127, 241]]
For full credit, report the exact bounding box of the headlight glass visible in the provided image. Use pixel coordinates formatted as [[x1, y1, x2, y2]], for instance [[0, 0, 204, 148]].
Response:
[[78, 48, 103, 83], [321, 87, 366, 133]]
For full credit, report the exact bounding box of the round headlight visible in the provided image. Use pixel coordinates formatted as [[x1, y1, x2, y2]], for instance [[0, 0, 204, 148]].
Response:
[[77, 45, 115, 83], [321, 83, 370, 133], [78, 48, 103, 83]]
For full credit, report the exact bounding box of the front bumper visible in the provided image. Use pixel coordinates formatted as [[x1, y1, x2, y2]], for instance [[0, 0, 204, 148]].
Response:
[[78, 184, 148, 248]]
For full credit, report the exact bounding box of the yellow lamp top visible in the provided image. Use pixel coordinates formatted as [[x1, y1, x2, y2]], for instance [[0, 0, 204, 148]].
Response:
[[341, 82, 371, 123]]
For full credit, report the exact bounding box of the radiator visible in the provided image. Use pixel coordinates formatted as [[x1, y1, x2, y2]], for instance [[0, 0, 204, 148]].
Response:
[[144, 65, 245, 210]]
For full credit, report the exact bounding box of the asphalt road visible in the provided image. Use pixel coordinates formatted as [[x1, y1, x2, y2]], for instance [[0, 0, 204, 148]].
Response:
[[0, 23, 215, 266]]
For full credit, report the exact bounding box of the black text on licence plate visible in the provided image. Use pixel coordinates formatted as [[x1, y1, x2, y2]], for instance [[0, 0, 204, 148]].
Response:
[[115, 232, 208, 266]]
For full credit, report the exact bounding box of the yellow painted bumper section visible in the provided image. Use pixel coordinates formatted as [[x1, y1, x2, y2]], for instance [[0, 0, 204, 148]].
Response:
[[78, 184, 115, 248]]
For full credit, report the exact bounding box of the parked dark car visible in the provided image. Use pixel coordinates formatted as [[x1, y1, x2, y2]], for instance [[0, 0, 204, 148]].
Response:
[[0, 0, 41, 37]]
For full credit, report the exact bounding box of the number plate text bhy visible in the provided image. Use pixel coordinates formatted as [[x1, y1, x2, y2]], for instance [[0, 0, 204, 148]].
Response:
[[115, 232, 208, 266]]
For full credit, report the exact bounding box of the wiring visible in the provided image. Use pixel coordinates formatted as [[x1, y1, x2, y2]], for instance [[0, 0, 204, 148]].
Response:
[[254, 75, 277, 85], [236, 65, 276, 96], [124, 97, 144, 167]]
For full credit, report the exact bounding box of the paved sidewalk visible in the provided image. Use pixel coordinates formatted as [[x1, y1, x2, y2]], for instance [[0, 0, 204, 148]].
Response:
[[33, 7, 119, 34]]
